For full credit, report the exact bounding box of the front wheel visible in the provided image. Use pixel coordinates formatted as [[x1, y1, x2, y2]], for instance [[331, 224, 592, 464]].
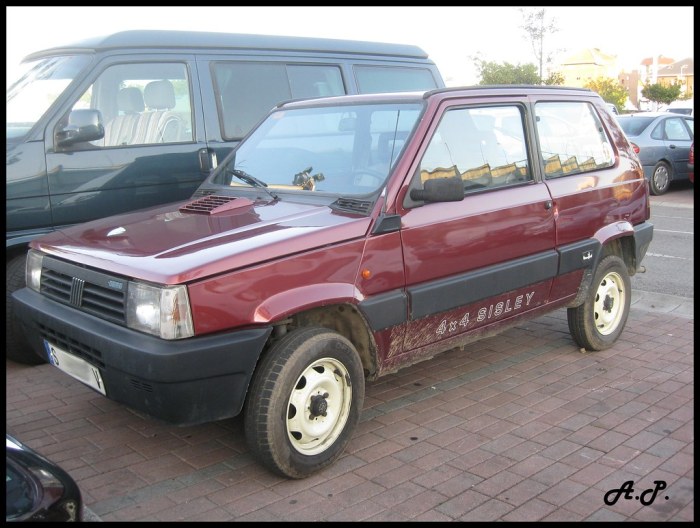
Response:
[[567, 255, 631, 351], [244, 327, 365, 479], [650, 161, 671, 195]]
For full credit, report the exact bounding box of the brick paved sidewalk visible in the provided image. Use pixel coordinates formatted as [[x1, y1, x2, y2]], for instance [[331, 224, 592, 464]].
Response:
[[6, 305, 694, 521]]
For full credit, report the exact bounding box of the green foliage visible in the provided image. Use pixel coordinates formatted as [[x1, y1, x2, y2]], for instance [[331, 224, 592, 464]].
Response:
[[543, 72, 565, 86], [584, 77, 628, 111], [475, 60, 563, 86], [642, 83, 683, 105]]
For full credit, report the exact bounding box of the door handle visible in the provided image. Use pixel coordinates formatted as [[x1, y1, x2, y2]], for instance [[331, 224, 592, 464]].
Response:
[[544, 200, 553, 210], [198, 148, 218, 173]]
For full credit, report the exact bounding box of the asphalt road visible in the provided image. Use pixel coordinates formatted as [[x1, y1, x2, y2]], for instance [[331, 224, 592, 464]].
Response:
[[632, 180, 694, 299]]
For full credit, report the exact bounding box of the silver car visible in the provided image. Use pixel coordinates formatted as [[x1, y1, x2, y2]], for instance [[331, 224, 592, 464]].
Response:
[[617, 112, 694, 195]]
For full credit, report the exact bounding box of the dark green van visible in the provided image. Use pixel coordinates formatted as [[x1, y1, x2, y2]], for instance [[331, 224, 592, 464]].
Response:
[[6, 29, 445, 363]]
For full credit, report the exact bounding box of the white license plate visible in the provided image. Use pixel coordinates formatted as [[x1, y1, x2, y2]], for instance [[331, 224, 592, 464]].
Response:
[[44, 341, 106, 396]]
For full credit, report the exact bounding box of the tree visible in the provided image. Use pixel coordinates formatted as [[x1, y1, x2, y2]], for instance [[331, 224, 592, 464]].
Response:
[[474, 59, 564, 86], [642, 83, 683, 106], [584, 77, 628, 112], [520, 7, 560, 82]]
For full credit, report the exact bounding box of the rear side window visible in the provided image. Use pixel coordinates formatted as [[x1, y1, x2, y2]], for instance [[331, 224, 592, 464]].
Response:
[[213, 62, 345, 139], [535, 101, 614, 178], [418, 105, 533, 194], [652, 117, 693, 141], [354, 66, 438, 94]]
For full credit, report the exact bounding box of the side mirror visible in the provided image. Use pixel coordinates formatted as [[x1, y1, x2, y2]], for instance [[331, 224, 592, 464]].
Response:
[[410, 176, 464, 203], [55, 109, 105, 147]]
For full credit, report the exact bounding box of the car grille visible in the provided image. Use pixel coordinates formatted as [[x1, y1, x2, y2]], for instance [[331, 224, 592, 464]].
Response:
[[40, 256, 128, 325]]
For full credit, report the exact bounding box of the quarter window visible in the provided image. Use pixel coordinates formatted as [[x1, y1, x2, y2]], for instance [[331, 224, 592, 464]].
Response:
[[535, 101, 614, 178]]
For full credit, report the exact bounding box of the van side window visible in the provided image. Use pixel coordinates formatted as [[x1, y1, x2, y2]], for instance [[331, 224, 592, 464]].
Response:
[[69, 62, 193, 148], [418, 105, 532, 194], [212, 62, 345, 139], [354, 66, 438, 93], [535, 101, 614, 178]]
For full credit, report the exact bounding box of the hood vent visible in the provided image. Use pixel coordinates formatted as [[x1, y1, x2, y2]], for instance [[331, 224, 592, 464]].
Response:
[[330, 198, 374, 215], [180, 195, 254, 215]]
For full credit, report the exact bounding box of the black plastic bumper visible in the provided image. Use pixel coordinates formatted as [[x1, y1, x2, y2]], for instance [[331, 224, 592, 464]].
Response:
[[12, 287, 272, 426]]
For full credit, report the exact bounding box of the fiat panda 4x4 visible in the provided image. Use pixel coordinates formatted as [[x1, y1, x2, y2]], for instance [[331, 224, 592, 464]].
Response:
[[13, 85, 653, 479]]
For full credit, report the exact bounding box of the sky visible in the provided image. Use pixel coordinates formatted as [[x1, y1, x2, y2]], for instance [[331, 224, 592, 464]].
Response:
[[6, 6, 695, 87]]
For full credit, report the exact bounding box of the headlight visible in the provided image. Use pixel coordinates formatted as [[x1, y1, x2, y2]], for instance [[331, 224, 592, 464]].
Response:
[[126, 282, 194, 339], [26, 250, 44, 292]]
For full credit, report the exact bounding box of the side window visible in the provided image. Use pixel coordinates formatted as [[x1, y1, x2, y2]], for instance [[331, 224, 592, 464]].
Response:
[[535, 101, 614, 178], [70, 62, 192, 148], [664, 117, 692, 141], [418, 105, 532, 193], [684, 118, 694, 135], [354, 66, 438, 93], [212, 62, 344, 139]]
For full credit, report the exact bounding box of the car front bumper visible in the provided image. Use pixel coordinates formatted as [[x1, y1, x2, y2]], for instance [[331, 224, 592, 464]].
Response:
[[12, 287, 272, 426]]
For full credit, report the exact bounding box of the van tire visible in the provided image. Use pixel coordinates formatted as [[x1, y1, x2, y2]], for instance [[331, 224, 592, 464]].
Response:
[[6, 254, 45, 365], [244, 327, 364, 479], [567, 255, 631, 351]]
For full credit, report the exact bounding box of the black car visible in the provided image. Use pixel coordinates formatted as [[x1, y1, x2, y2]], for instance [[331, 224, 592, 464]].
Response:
[[6, 434, 83, 522]]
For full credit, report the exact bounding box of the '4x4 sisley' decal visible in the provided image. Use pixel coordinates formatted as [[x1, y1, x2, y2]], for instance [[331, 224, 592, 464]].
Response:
[[436, 291, 535, 336]]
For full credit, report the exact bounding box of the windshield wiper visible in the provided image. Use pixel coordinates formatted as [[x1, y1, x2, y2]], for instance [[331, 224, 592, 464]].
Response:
[[228, 168, 278, 201]]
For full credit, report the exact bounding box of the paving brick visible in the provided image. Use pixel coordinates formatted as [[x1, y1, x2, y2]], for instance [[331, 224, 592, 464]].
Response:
[[5, 305, 693, 522]]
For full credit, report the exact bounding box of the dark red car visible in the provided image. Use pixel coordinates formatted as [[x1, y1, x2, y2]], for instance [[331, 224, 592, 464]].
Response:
[[689, 141, 694, 183], [13, 86, 653, 479]]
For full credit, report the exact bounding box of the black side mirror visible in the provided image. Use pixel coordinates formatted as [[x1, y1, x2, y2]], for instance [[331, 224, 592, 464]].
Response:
[[410, 176, 464, 203], [56, 109, 105, 147]]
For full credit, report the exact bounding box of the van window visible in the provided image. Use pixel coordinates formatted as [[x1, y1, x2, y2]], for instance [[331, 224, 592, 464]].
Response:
[[69, 62, 193, 148], [213, 62, 345, 139], [535, 101, 614, 178], [418, 105, 533, 193], [354, 65, 438, 93], [7, 55, 91, 140]]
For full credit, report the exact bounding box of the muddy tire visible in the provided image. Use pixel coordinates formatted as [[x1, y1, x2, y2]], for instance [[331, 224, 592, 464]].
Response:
[[567, 255, 631, 351], [6, 254, 45, 365], [244, 327, 364, 479]]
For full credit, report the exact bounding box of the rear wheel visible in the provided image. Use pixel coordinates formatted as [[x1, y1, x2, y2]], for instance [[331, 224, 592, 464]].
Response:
[[567, 255, 631, 351], [6, 254, 45, 365], [244, 327, 364, 479], [650, 161, 671, 195]]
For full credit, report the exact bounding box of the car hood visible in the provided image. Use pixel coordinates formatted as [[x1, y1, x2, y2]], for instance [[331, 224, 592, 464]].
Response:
[[33, 195, 374, 284]]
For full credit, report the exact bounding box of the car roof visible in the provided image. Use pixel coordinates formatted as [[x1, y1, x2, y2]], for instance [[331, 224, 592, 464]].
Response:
[[23, 29, 431, 61], [278, 85, 600, 109], [618, 112, 691, 119]]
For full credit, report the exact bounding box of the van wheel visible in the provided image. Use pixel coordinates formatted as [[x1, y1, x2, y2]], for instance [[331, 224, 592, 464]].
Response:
[[244, 327, 364, 479], [567, 255, 631, 351], [6, 254, 45, 365], [650, 161, 671, 195]]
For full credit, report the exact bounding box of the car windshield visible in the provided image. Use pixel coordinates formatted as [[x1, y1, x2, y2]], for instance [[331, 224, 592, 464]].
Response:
[[211, 102, 423, 196], [6, 55, 92, 140], [617, 116, 656, 137]]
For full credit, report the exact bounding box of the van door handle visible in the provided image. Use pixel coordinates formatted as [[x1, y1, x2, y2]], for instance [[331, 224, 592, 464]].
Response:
[[198, 149, 218, 172], [544, 200, 553, 210]]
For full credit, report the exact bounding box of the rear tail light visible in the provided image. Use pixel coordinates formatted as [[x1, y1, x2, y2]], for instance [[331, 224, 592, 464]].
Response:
[[630, 142, 640, 154]]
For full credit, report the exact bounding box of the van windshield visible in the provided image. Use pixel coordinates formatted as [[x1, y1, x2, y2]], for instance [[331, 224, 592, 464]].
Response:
[[7, 55, 91, 140], [212, 102, 423, 196]]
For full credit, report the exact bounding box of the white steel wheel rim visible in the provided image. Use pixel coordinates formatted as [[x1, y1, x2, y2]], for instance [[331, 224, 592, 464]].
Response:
[[594, 270, 626, 335], [286, 357, 352, 456]]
